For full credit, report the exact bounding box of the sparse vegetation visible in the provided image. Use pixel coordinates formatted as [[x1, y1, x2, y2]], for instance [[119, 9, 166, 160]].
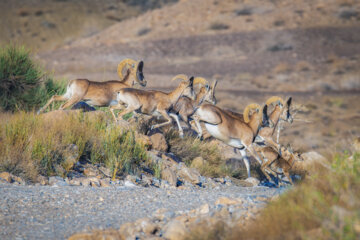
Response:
[[0, 45, 65, 112], [209, 22, 230, 31], [0, 111, 149, 182], [166, 130, 231, 178], [185, 151, 360, 240]]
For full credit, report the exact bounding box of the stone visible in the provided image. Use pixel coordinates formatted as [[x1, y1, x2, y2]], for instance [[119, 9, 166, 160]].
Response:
[[83, 167, 98, 177], [100, 179, 111, 187], [99, 166, 112, 178], [37, 175, 48, 185], [79, 178, 91, 186], [135, 217, 158, 235], [69, 178, 81, 186], [163, 219, 188, 240], [0, 172, 12, 183], [12, 175, 25, 185], [215, 197, 240, 206], [149, 133, 168, 152], [119, 222, 138, 239], [190, 156, 205, 169], [161, 167, 177, 187], [177, 164, 200, 185], [49, 176, 68, 187], [88, 177, 100, 187], [198, 203, 210, 214], [244, 177, 260, 186], [135, 132, 152, 148], [124, 180, 137, 188]]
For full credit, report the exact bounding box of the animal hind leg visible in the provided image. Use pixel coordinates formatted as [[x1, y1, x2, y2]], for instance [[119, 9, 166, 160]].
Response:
[[37, 95, 69, 114], [59, 96, 82, 110], [239, 148, 251, 178]]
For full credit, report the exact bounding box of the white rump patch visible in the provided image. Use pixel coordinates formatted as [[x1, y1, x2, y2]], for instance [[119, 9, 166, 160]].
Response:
[[205, 123, 223, 140]]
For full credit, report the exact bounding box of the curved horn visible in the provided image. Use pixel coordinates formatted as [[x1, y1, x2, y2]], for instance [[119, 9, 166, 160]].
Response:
[[266, 96, 284, 106], [193, 77, 208, 86], [172, 74, 189, 82], [211, 79, 218, 94], [243, 103, 261, 123], [117, 58, 138, 79]]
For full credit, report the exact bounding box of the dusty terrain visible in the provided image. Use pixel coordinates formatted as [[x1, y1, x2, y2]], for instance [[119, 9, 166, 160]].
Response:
[[1, 1, 360, 239], [0, 182, 282, 239]]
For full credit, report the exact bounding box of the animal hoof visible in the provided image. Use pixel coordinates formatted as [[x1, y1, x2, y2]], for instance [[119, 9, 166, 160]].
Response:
[[197, 135, 203, 141]]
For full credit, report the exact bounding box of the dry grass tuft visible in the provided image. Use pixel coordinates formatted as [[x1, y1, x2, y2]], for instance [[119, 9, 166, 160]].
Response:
[[0, 111, 149, 182], [165, 129, 231, 178]]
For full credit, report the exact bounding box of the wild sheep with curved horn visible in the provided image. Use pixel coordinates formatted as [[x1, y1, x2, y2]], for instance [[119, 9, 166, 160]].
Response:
[[37, 58, 146, 114], [192, 103, 272, 178], [254, 96, 293, 150], [111, 75, 195, 138], [172, 77, 217, 128]]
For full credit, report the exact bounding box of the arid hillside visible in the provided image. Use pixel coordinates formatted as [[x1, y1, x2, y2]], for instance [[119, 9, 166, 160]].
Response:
[[0, 0, 178, 51]]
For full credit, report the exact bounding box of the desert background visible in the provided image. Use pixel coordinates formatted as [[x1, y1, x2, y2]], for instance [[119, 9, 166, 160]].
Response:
[[1, 0, 360, 239]]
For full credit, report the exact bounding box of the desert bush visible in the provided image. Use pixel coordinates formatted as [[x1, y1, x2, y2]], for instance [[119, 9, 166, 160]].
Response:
[[209, 22, 230, 31], [0, 111, 149, 182], [166, 130, 231, 178], [0, 45, 65, 112], [185, 151, 360, 240]]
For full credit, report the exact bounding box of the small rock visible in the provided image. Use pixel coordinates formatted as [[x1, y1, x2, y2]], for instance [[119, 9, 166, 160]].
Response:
[[149, 133, 168, 152], [163, 219, 188, 240], [215, 197, 240, 206], [49, 176, 68, 187], [161, 167, 177, 187], [0, 172, 12, 183], [79, 178, 91, 186], [124, 180, 137, 188], [83, 167, 98, 177], [100, 179, 110, 187], [12, 175, 25, 185], [135, 132, 152, 148], [177, 164, 200, 185], [119, 222, 138, 239], [198, 203, 210, 214], [69, 178, 81, 186], [99, 166, 112, 178], [136, 217, 158, 235], [244, 177, 260, 186]]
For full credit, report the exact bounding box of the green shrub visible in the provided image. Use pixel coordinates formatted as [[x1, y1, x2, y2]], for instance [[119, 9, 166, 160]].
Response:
[[0, 45, 65, 112]]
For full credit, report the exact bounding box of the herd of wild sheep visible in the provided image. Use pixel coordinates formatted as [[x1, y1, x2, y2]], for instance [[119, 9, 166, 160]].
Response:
[[37, 58, 313, 186]]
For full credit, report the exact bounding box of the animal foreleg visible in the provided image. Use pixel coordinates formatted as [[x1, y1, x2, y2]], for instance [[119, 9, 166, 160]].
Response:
[[151, 110, 173, 130], [169, 113, 184, 138]]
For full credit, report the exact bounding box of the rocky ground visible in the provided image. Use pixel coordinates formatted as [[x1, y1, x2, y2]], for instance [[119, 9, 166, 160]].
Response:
[[0, 180, 283, 240]]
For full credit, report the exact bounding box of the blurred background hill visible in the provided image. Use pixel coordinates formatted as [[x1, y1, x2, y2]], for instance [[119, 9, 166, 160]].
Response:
[[1, 0, 359, 153]]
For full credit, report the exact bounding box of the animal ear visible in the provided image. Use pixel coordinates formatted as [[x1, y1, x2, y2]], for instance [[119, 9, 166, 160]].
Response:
[[189, 76, 194, 86], [287, 97, 292, 107], [137, 61, 144, 72]]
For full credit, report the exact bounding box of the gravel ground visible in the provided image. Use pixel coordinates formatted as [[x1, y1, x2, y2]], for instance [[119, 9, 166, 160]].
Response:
[[0, 183, 284, 240]]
